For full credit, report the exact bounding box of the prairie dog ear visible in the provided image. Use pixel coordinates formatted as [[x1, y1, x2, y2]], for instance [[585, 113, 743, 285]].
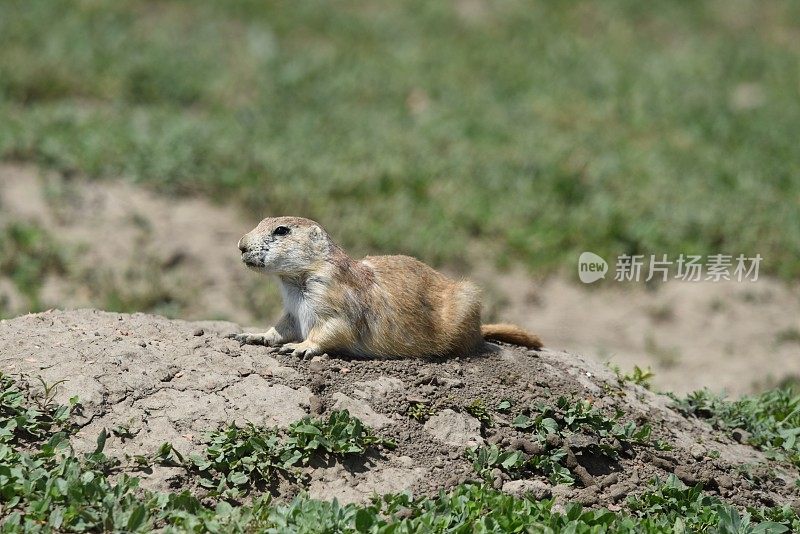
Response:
[[309, 225, 323, 240]]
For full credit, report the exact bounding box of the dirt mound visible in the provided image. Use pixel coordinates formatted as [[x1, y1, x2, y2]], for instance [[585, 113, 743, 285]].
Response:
[[3, 164, 800, 396], [1, 309, 797, 511]]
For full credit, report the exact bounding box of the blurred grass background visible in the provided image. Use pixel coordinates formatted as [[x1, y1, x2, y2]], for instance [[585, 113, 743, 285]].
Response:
[[1, 0, 799, 276]]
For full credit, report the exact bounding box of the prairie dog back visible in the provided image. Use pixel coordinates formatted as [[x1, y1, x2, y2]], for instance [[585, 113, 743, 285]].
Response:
[[358, 255, 483, 357]]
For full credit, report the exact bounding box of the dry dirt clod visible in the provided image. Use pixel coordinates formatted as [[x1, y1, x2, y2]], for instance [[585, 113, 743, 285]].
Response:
[[651, 456, 676, 471], [732, 428, 751, 443], [573, 465, 596, 488], [510, 437, 544, 456], [574, 485, 599, 506], [310, 375, 327, 393], [423, 409, 483, 448], [546, 433, 563, 448], [690, 443, 707, 460], [599, 473, 619, 489], [674, 466, 700, 486], [308, 358, 327, 374], [609, 483, 631, 502], [566, 433, 597, 450], [309, 395, 325, 415], [502, 479, 552, 500], [487, 433, 503, 445], [715, 474, 734, 489]]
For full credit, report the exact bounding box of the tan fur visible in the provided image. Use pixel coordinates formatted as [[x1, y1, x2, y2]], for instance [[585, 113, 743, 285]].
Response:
[[232, 216, 543, 358], [481, 324, 543, 350]]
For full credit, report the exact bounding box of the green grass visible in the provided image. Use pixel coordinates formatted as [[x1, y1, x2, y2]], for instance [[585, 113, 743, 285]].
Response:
[[1, 1, 800, 277], [0, 221, 192, 318], [611, 364, 656, 390], [465, 398, 493, 428], [407, 401, 436, 423], [1, 374, 798, 532], [0, 223, 66, 313], [671, 387, 800, 470], [470, 395, 658, 485], [185, 411, 394, 500]]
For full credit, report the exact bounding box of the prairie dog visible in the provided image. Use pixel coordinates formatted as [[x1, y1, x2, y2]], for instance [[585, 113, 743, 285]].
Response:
[[230, 216, 543, 358]]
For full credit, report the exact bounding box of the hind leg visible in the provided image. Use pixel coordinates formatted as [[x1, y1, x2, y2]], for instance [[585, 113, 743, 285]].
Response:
[[437, 281, 483, 356]]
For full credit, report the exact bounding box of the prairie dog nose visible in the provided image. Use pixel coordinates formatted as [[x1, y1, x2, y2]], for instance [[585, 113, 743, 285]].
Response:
[[238, 237, 248, 253]]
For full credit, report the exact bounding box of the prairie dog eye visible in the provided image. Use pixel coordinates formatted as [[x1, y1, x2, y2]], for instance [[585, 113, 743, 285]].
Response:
[[273, 226, 290, 236]]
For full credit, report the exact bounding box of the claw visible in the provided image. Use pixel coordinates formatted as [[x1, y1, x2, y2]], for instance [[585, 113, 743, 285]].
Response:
[[227, 333, 268, 347], [277, 342, 321, 358], [277, 344, 295, 354]]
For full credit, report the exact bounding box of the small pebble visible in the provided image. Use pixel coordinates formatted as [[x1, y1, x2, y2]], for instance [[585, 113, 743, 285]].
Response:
[[510, 437, 544, 455], [732, 428, 751, 443], [609, 484, 630, 502], [546, 433, 563, 448], [715, 475, 734, 489], [192, 328, 204, 336], [690, 443, 706, 460]]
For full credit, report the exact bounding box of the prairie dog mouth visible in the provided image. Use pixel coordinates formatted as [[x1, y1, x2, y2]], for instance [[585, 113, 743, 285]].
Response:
[[241, 250, 266, 267]]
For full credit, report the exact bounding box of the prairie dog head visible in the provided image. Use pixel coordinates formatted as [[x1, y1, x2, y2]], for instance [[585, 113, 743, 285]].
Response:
[[237, 216, 330, 276]]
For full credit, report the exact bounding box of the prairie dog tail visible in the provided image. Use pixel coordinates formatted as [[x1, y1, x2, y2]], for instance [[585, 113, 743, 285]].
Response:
[[481, 323, 543, 349]]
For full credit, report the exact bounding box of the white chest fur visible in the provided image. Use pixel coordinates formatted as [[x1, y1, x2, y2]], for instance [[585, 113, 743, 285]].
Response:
[[279, 281, 316, 339]]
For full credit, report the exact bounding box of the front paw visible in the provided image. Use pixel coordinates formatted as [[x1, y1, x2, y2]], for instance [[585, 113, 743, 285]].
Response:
[[277, 341, 323, 359], [226, 329, 281, 347]]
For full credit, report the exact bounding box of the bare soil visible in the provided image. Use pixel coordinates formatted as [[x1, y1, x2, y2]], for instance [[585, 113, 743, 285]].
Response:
[[1, 309, 798, 510], [2, 164, 799, 394]]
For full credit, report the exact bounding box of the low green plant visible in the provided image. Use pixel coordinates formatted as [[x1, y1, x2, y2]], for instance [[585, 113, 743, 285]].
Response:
[[0, 376, 393, 530], [370, 481, 796, 533], [0, 373, 75, 444], [629, 475, 794, 534], [465, 399, 492, 427], [407, 402, 436, 422], [1, 375, 798, 533], [188, 410, 393, 499], [471, 396, 656, 485], [468, 443, 576, 486], [612, 364, 656, 390], [512, 396, 653, 450], [189, 423, 294, 499], [671, 388, 800, 469], [0, 223, 66, 312], [496, 399, 513, 412], [286, 409, 393, 456], [111, 423, 139, 441]]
